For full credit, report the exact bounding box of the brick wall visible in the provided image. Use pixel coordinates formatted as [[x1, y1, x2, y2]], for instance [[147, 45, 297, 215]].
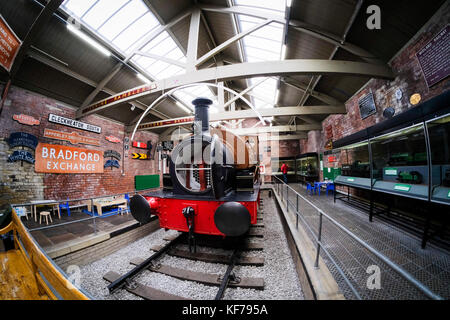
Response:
[[0, 85, 160, 205]]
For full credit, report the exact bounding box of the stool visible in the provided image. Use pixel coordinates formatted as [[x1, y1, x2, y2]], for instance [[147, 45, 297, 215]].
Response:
[[118, 204, 128, 215], [39, 211, 53, 225]]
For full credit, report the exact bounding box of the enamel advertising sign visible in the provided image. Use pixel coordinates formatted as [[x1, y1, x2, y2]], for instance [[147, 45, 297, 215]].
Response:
[[0, 15, 21, 71], [35, 143, 103, 174], [43, 128, 101, 146], [48, 113, 101, 134], [13, 114, 40, 126]]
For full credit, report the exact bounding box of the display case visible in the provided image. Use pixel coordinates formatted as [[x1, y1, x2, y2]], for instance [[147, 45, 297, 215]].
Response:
[[271, 156, 296, 182], [295, 153, 319, 184], [427, 114, 450, 205], [370, 124, 429, 200], [334, 141, 371, 189]]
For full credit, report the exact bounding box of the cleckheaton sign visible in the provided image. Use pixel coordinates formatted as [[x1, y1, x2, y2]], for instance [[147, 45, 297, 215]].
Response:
[[35, 143, 103, 174]]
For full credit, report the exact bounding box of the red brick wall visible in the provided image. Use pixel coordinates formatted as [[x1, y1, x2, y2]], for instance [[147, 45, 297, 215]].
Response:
[[0, 85, 159, 204]]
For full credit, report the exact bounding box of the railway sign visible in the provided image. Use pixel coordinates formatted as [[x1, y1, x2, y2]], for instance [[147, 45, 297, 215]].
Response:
[[0, 15, 22, 72], [132, 152, 148, 160], [12, 114, 40, 126], [105, 135, 121, 143], [104, 150, 121, 160], [43, 128, 100, 146], [48, 113, 101, 134], [104, 159, 120, 168], [132, 141, 148, 149], [7, 150, 35, 164], [7, 132, 38, 149]]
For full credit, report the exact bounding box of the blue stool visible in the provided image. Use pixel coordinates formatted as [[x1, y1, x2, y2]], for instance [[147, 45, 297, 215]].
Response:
[[326, 183, 335, 196], [306, 183, 316, 195], [59, 199, 71, 217]]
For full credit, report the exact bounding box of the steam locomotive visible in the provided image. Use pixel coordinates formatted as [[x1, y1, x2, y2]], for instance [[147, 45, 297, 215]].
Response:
[[130, 98, 261, 249]]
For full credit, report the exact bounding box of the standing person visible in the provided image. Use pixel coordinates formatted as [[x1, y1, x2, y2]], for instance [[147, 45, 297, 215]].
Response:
[[281, 162, 288, 183]]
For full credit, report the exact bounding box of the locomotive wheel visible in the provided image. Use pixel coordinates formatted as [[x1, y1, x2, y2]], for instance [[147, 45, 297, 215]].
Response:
[[130, 195, 153, 224], [214, 202, 251, 237]]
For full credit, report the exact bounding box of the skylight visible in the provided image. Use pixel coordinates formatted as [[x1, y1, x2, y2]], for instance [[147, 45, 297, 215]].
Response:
[[61, 0, 208, 114], [234, 0, 287, 109]]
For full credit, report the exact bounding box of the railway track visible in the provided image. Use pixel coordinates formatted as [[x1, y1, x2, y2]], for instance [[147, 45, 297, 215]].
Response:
[[103, 200, 266, 300]]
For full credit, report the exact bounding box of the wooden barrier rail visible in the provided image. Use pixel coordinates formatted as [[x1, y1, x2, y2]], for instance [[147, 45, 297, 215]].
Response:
[[0, 209, 91, 300]]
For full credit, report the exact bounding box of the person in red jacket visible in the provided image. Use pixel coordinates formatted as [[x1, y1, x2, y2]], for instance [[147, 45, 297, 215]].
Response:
[[281, 162, 288, 183]]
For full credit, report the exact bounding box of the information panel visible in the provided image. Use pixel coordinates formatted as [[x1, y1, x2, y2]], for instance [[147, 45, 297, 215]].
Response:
[[416, 25, 450, 88]]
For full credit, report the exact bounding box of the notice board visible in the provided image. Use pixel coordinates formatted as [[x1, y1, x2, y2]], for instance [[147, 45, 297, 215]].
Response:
[[135, 174, 160, 190]]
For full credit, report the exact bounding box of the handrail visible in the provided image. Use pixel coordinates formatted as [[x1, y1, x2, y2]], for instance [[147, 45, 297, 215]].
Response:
[[272, 176, 443, 300], [7, 209, 92, 300]]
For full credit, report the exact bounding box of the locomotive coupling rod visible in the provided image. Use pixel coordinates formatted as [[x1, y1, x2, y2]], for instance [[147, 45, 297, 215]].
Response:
[[107, 233, 185, 293]]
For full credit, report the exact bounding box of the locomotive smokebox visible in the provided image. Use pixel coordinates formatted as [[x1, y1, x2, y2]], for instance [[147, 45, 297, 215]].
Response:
[[214, 202, 251, 237], [192, 97, 212, 135], [130, 194, 155, 224]]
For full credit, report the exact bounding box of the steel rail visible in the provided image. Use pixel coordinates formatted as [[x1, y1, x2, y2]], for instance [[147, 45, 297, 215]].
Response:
[[107, 233, 185, 293]]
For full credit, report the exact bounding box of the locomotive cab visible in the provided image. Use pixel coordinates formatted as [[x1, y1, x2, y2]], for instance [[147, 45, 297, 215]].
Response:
[[130, 98, 260, 241]]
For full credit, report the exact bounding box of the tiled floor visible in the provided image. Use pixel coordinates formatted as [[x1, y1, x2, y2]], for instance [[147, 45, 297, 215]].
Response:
[[280, 183, 450, 299]]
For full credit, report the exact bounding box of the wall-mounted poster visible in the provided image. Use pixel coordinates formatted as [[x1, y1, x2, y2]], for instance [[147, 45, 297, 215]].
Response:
[[43, 128, 100, 146], [48, 113, 101, 134], [0, 15, 22, 71], [35, 143, 103, 173], [358, 92, 377, 119]]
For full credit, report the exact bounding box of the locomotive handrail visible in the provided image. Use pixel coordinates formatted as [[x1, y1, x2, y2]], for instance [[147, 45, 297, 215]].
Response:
[[271, 176, 443, 300]]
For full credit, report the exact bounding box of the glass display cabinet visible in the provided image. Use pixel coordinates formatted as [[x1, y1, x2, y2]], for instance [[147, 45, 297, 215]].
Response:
[[370, 124, 429, 200], [427, 114, 450, 205], [271, 157, 296, 183], [295, 153, 319, 184], [334, 141, 371, 189]]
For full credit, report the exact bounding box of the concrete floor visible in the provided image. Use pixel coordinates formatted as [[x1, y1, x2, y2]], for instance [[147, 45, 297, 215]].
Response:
[[284, 183, 450, 299]]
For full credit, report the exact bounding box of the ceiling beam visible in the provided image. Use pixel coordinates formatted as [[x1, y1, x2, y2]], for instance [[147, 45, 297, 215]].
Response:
[[195, 18, 272, 67], [27, 49, 169, 120], [131, 105, 343, 132], [186, 9, 201, 71], [233, 124, 322, 135], [79, 59, 394, 118], [9, 0, 64, 80], [199, 4, 383, 65], [280, 76, 342, 105]]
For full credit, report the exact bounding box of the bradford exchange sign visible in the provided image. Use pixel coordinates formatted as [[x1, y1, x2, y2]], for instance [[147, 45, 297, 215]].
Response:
[[35, 143, 103, 174]]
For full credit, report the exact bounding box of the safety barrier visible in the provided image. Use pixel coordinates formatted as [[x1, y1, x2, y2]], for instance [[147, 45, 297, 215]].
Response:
[[271, 176, 443, 300]]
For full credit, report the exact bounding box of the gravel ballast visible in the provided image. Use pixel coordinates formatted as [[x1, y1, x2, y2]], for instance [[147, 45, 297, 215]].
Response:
[[78, 190, 304, 300]]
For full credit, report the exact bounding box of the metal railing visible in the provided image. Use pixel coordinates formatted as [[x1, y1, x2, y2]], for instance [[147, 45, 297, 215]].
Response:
[[271, 176, 443, 300], [11, 187, 159, 233]]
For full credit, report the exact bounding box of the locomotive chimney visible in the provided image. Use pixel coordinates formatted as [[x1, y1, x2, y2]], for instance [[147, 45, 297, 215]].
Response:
[[192, 97, 212, 135]]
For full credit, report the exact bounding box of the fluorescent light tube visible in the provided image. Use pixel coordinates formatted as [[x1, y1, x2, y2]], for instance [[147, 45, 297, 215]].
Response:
[[67, 24, 111, 56]]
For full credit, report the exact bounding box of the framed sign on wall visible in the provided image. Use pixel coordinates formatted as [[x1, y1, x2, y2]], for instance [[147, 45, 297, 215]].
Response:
[[358, 92, 377, 119]]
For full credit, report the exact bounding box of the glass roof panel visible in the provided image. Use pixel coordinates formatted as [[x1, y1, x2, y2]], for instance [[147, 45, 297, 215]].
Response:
[[234, 1, 287, 109], [63, 0, 96, 17], [112, 13, 159, 52], [98, 0, 148, 40], [82, 0, 129, 30]]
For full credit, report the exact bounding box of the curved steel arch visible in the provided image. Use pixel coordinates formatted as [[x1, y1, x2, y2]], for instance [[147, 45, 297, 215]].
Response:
[[130, 82, 265, 141]]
